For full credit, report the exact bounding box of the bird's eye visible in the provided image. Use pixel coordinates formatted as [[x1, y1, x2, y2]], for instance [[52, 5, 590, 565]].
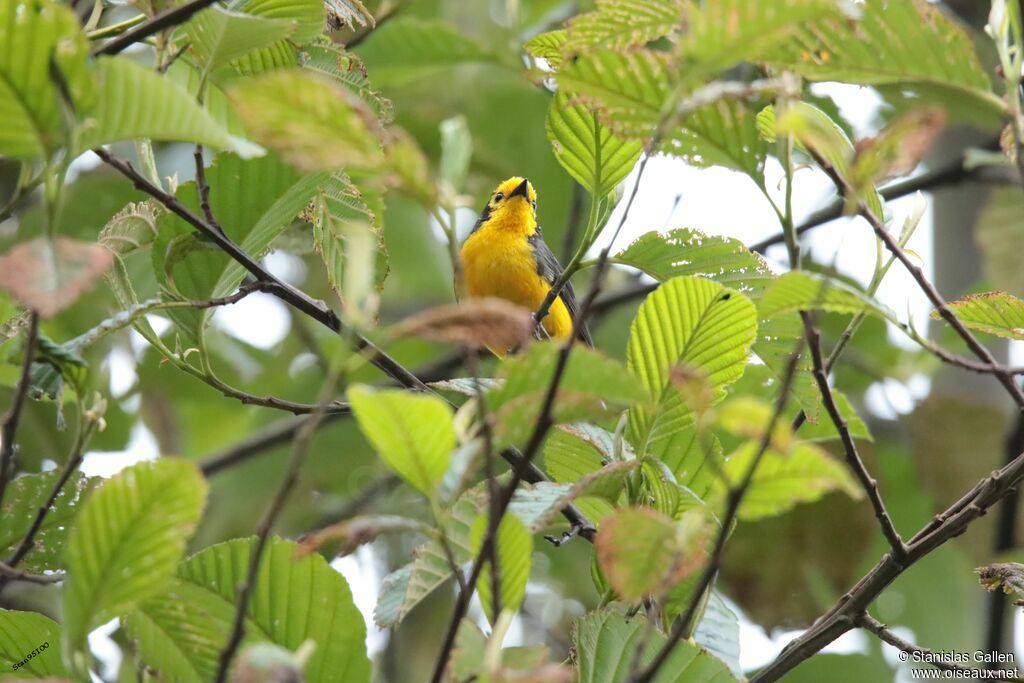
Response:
[[493, 192, 505, 203], [531, 199, 537, 211]]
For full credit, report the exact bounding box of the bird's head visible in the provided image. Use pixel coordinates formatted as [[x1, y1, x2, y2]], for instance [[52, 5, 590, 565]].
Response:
[[481, 177, 537, 227]]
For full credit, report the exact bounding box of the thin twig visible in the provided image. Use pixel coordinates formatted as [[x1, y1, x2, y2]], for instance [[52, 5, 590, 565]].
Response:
[[212, 371, 342, 682], [91, 0, 221, 55], [804, 316, 907, 560], [857, 614, 981, 674], [631, 352, 803, 683], [0, 561, 65, 585], [193, 145, 224, 235], [470, 351, 502, 619], [0, 312, 39, 511]]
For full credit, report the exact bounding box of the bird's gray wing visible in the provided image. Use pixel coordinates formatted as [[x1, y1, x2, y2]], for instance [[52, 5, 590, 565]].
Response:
[[529, 228, 594, 346]]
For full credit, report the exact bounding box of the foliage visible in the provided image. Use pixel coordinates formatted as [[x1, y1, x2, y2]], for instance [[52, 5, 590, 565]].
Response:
[[0, 0, 1019, 680]]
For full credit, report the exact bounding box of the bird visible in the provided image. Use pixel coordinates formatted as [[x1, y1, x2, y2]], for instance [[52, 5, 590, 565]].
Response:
[[459, 176, 593, 350]]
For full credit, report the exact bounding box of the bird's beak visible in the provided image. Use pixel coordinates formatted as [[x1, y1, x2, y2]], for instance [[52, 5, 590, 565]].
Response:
[[509, 178, 530, 200]]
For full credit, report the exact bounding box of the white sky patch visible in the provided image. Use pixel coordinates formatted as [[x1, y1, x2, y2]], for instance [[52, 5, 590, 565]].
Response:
[[331, 546, 388, 658], [80, 423, 160, 478], [212, 292, 291, 350]]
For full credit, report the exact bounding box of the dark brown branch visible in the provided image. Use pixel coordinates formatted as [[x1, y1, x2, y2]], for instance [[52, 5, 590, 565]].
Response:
[[632, 351, 802, 683], [95, 148, 431, 394], [0, 561, 64, 585], [193, 145, 224, 235], [803, 316, 907, 560], [91, 0, 220, 56], [0, 312, 39, 510]]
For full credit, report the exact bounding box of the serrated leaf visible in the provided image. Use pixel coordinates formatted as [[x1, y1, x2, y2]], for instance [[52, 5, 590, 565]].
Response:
[[355, 17, 496, 85], [63, 459, 207, 662], [525, 30, 567, 69], [573, 608, 739, 683], [486, 343, 649, 448], [126, 537, 369, 683], [0, 0, 92, 159], [236, 0, 324, 44], [229, 69, 385, 172], [0, 237, 113, 318], [348, 385, 455, 498], [470, 513, 533, 622], [98, 200, 162, 256], [300, 42, 392, 122], [763, 0, 1003, 118], [547, 90, 642, 198], [184, 5, 295, 74], [563, 0, 684, 54], [665, 99, 768, 184], [723, 440, 862, 520], [758, 271, 895, 321], [0, 470, 94, 572], [595, 507, 684, 600], [77, 57, 259, 156], [938, 291, 1024, 340], [626, 276, 757, 493], [0, 610, 66, 677]]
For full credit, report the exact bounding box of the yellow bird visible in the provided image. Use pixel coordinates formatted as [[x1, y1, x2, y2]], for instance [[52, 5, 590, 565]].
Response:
[[460, 177, 593, 347]]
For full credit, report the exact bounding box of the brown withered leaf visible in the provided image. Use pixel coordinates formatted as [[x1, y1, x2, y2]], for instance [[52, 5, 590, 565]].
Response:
[[296, 514, 427, 558], [393, 298, 533, 351], [976, 562, 1024, 606], [0, 237, 113, 318], [853, 108, 946, 185]]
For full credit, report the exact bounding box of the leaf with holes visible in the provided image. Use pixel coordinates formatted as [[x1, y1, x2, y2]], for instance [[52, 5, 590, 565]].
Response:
[[77, 57, 259, 156], [62, 459, 207, 664], [938, 291, 1024, 340], [626, 276, 757, 494], [562, 0, 685, 54], [0, 0, 92, 159], [0, 610, 66, 677], [300, 43, 392, 122], [573, 608, 739, 683], [348, 385, 455, 499], [0, 470, 94, 572], [763, 0, 1003, 120], [546, 90, 642, 198], [125, 537, 369, 683], [0, 237, 113, 318], [229, 70, 386, 172], [470, 513, 533, 622], [99, 201, 162, 257], [722, 440, 862, 521]]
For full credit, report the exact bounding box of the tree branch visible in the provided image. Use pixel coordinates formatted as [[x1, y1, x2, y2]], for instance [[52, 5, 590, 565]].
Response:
[[0, 312, 39, 511], [91, 0, 221, 56], [0, 561, 64, 585], [857, 613, 983, 675]]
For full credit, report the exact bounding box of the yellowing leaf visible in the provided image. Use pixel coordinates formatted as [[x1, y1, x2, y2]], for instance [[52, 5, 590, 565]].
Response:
[[0, 237, 112, 318]]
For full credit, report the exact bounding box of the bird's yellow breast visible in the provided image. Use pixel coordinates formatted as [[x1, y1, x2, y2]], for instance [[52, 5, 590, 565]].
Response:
[[460, 227, 574, 342]]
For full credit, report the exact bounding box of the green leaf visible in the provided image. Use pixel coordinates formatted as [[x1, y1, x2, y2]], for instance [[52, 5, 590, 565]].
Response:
[[937, 291, 1024, 340], [546, 90, 642, 198], [667, 99, 768, 184], [63, 459, 207, 662], [152, 153, 322, 339], [799, 389, 873, 443], [300, 42, 392, 122], [184, 5, 296, 74], [374, 489, 483, 628], [693, 592, 742, 679], [524, 30, 567, 69], [348, 385, 455, 498], [595, 507, 685, 600], [676, 0, 848, 81], [0, 470, 94, 572], [470, 513, 533, 622], [573, 608, 739, 683], [485, 343, 650, 448], [562, 0, 684, 54], [77, 57, 259, 156], [626, 276, 758, 490], [98, 200, 162, 257], [763, 0, 1003, 118], [235, 0, 324, 44], [228, 69, 385, 172], [355, 17, 497, 85], [723, 440, 862, 521], [0, 610, 66, 678], [758, 271, 895, 321], [0, 0, 91, 159], [126, 537, 369, 683]]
